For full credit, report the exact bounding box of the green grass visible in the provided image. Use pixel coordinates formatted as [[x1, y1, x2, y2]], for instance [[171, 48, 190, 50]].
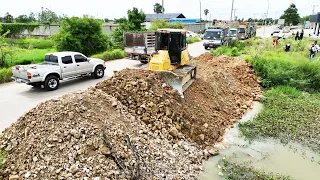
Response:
[[239, 86, 320, 153], [219, 157, 292, 180], [5, 48, 56, 67], [0, 68, 12, 84], [91, 49, 126, 61], [187, 37, 200, 44], [211, 40, 249, 57], [4, 38, 55, 49], [244, 37, 320, 92]]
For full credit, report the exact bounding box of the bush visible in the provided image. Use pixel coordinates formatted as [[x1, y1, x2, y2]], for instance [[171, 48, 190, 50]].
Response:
[[149, 20, 184, 30], [246, 50, 320, 92], [91, 49, 126, 61], [187, 37, 200, 44], [0, 68, 12, 84], [53, 17, 111, 56], [211, 46, 241, 57]]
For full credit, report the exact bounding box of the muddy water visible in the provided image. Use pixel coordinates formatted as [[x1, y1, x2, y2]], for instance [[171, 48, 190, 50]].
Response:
[[199, 102, 320, 180]]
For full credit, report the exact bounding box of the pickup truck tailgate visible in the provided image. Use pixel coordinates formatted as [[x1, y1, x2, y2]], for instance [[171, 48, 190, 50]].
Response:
[[12, 65, 30, 80]]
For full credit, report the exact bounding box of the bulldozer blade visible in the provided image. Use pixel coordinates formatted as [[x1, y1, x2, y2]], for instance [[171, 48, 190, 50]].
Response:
[[154, 65, 197, 97]]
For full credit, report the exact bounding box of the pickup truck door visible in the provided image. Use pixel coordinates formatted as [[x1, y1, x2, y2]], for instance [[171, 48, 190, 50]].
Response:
[[61, 55, 76, 78], [74, 54, 92, 74]]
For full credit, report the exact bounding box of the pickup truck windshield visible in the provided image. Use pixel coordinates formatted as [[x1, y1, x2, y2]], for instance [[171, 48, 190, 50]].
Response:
[[44, 55, 58, 64], [239, 28, 245, 33], [204, 31, 221, 40]]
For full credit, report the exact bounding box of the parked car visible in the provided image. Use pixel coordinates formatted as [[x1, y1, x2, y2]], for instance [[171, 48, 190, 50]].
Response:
[[11, 52, 106, 91], [282, 26, 290, 33], [186, 31, 198, 38], [271, 28, 281, 36]]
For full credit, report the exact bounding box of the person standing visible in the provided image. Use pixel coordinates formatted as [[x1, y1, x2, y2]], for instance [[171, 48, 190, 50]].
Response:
[[310, 43, 317, 60], [300, 29, 304, 40], [295, 31, 299, 41]]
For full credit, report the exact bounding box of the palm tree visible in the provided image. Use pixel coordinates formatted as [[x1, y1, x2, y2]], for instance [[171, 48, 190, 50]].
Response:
[[204, 9, 209, 21], [154, 3, 164, 14]]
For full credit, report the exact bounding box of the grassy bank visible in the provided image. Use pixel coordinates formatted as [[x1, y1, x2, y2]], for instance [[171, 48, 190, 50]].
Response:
[[5, 38, 55, 49], [91, 49, 126, 61], [239, 86, 320, 153], [219, 157, 292, 180], [0, 68, 12, 84], [6, 48, 56, 66]]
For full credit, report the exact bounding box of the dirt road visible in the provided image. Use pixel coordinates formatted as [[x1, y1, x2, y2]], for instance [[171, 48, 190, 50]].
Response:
[[0, 42, 206, 132]]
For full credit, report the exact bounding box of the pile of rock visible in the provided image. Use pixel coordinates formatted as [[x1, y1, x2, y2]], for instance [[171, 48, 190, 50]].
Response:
[[96, 69, 187, 142], [0, 88, 204, 179]]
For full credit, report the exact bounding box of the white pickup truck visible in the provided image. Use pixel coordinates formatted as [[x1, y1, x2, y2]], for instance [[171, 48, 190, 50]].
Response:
[[11, 52, 106, 91]]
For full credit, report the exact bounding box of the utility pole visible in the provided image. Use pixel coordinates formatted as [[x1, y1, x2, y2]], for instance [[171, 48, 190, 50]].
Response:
[[263, 0, 270, 35], [230, 0, 235, 22], [312, 5, 318, 15], [233, 8, 238, 21], [162, 0, 164, 14], [199, 0, 202, 22]]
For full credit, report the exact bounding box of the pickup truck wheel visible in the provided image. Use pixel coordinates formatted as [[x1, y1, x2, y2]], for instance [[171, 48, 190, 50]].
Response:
[[44, 76, 59, 91], [94, 66, 105, 79]]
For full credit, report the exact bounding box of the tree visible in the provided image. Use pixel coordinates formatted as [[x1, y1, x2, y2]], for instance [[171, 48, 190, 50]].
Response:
[[300, 15, 310, 24], [127, 7, 146, 30], [29, 13, 37, 22], [3, 13, 14, 23], [53, 17, 110, 56], [16, 15, 31, 23], [0, 25, 13, 67], [204, 9, 209, 21], [38, 7, 59, 24], [153, 3, 164, 14], [280, 3, 300, 25], [112, 7, 146, 48]]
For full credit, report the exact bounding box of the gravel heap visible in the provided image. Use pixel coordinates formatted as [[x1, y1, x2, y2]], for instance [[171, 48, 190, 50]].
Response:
[[0, 88, 204, 180], [0, 53, 262, 179]]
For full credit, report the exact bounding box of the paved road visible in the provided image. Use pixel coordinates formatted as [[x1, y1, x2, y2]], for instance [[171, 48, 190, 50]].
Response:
[[0, 42, 206, 132]]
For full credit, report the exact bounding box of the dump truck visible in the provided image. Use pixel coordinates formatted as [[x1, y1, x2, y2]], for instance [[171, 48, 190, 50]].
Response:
[[203, 27, 232, 49], [249, 23, 257, 38], [238, 23, 250, 40], [124, 32, 156, 64]]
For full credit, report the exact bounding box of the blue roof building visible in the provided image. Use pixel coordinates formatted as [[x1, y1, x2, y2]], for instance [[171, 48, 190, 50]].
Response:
[[145, 13, 186, 22], [169, 18, 198, 23]]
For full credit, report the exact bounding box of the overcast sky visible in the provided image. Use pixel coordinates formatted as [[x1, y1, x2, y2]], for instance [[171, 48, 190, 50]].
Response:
[[0, 0, 318, 20]]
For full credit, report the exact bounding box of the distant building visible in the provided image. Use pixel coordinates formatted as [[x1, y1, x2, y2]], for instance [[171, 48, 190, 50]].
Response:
[[169, 18, 198, 23], [310, 13, 320, 35], [145, 13, 186, 22]]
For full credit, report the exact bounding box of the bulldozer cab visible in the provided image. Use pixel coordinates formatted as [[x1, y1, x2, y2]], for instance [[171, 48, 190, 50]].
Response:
[[155, 29, 187, 65]]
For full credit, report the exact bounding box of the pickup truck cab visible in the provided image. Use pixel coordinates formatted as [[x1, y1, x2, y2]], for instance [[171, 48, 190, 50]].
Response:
[[11, 52, 106, 91]]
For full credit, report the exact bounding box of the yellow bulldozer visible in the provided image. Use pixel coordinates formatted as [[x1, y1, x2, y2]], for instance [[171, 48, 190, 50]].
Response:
[[148, 29, 197, 96]]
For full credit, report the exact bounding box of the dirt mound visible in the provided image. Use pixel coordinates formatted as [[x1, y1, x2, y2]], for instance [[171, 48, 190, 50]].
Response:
[[0, 89, 203, 179], [180, 54, 262, 145], [95, 61, 261, 146]]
